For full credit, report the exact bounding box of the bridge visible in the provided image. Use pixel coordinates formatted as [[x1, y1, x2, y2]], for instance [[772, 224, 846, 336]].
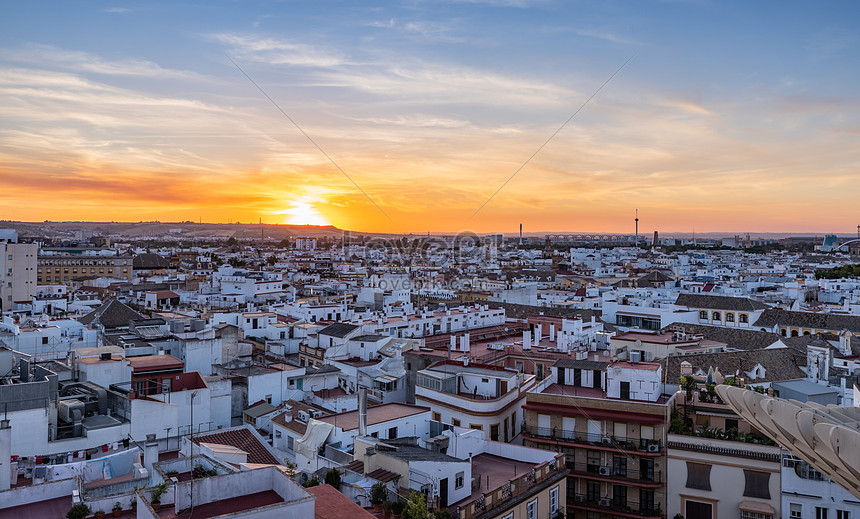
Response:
[[545, 233, 641, 245]]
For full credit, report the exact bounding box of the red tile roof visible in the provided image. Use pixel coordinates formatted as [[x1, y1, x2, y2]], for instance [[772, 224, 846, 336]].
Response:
[[191, 427, 280, 465], [308, 484, 376, 518], [366, 468, 400, 483]]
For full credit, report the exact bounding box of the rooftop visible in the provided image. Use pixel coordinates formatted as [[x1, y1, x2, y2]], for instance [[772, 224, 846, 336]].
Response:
[[308, 484, 376, 519], [317, 403, 430, 431]]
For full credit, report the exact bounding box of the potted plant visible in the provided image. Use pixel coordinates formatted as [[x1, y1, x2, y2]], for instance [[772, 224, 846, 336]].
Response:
[[383, 500, 393, 518], [66, 504, 90, 519], [94, 510, 105, 519], [391, 500, 405, 519], [150, 481, 169, 510], [112, 502, 123, 517], [370, 482, 387, 511]]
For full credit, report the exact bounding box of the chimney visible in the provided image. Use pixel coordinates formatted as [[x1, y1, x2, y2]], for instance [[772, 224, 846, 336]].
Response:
[[0, 420, 10, 491], [464, 333, 470, 353], [450, 335, 457, 351], [144, 434, 159, 477], [358, 388, 368, 436], [534, 324, 542, 347], [523, 330, 531, 350], [549, 324, 556, 342]]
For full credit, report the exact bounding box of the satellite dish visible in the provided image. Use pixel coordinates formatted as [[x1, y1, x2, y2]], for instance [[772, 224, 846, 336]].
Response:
[[634, 339, 642, 348]]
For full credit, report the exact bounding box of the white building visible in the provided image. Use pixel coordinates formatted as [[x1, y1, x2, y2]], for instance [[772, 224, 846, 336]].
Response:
[[0, 239, 37, 311]]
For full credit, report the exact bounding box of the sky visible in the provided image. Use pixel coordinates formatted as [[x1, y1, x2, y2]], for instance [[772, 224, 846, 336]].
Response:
[[1, 1, 859, 234]]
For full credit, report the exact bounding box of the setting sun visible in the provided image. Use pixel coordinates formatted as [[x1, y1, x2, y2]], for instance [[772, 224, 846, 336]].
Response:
[[275, 200, 331, 226]]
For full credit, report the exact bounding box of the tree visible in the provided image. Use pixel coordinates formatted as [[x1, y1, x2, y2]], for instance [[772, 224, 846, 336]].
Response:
[[225, 237, 238, 246], [370, 482, 388, 506], [67, 504, 91, 519], [324, 468, 341, 489], [403, 491, 430, 519], [266, 254, 278, 266]]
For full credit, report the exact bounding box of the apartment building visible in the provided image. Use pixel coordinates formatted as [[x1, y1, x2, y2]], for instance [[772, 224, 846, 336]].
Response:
[[0, 239, 37, 310], [37, 253, 133, 284], [415, 359, 548, 442], [523, 359, 674, 519]]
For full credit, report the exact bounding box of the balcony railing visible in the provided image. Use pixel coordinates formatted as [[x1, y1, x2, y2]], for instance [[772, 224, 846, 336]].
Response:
[[522, 425, 663, 453], [569, 494, 664, 517], [564, 460, 662, 484], [453, 455, 566, 519]]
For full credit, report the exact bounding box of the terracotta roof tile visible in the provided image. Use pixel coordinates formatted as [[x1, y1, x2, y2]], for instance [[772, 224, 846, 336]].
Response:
[[192, 427, 280, 465]]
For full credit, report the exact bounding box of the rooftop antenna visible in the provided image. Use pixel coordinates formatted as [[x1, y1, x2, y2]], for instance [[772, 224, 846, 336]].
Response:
[[519, 224, 523, 246]]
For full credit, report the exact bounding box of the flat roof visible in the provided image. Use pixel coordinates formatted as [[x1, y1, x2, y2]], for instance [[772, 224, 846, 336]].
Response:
[[317, 403, 430, 431]]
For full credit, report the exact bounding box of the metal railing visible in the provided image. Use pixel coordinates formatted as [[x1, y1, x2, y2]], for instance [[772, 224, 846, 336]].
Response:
[[522, 425, 663, 452], [564, 460, 662, 484], [569, 494, 663, 517]]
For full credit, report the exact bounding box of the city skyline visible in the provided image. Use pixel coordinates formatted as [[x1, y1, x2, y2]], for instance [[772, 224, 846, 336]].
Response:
[[2, 1, 859, 233]]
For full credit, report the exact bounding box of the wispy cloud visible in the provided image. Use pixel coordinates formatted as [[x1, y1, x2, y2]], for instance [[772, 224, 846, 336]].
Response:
[[574, 28, 639, 46], [8, 44, 201, 79], [369, 18, 396, 28], [210, 33, 346, 68]]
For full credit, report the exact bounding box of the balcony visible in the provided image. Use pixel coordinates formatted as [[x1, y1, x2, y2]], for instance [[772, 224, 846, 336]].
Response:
[[564, 460, 663, 486], [522, 425, 664, 454], [453, 455, 567, 519], [569, 494, 664, 518]]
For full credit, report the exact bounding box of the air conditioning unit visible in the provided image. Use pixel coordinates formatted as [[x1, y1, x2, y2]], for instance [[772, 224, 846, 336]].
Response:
[[599, 498, 611, 507], [58, 399, 85, 423], [598, 466, 611, 476], [647, 443, 660, 453], [297, 410, 310, 422], [601, 437, 613, 446], [309, 409, 323, 418]]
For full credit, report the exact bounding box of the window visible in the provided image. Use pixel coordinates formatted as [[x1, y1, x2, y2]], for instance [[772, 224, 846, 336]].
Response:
[[433, 412, 441, 422], [699, 310, 708, 319], [452, 418, 461, 427], [549, 486, 559, 513], [789, 504, 802, 519], [726, 313, 735, 323], [740, 314, 749, 323], [613, 456, 627, 477], [817, 508, 829, 519], [455, 472, 464, 489], [612, 484, 626, 507], [41, 337, 48, 345], [837, 512, 850, 519], [686, 500, 713, 519], [586, 481, 600, 501], [287, 436, 294, 450], [712, 311, 721, 321], [388, 426, 397, 439], [743, 470, 771, 499], [526, 499, 538, 519], [469, 424, 483, 431], [587, 451, 601, 473], [639, 489, 655, 511], [265, 394, 272, 404], [686, 462, 712, 490]]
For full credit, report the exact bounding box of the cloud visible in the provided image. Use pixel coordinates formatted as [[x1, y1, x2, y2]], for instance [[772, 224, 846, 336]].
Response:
[[104, 7, 131, 13], [369, 18, 396, 28], [210, 33, 346, 68], [6, 44, 202, 80], [574, 28, 639, 46]]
